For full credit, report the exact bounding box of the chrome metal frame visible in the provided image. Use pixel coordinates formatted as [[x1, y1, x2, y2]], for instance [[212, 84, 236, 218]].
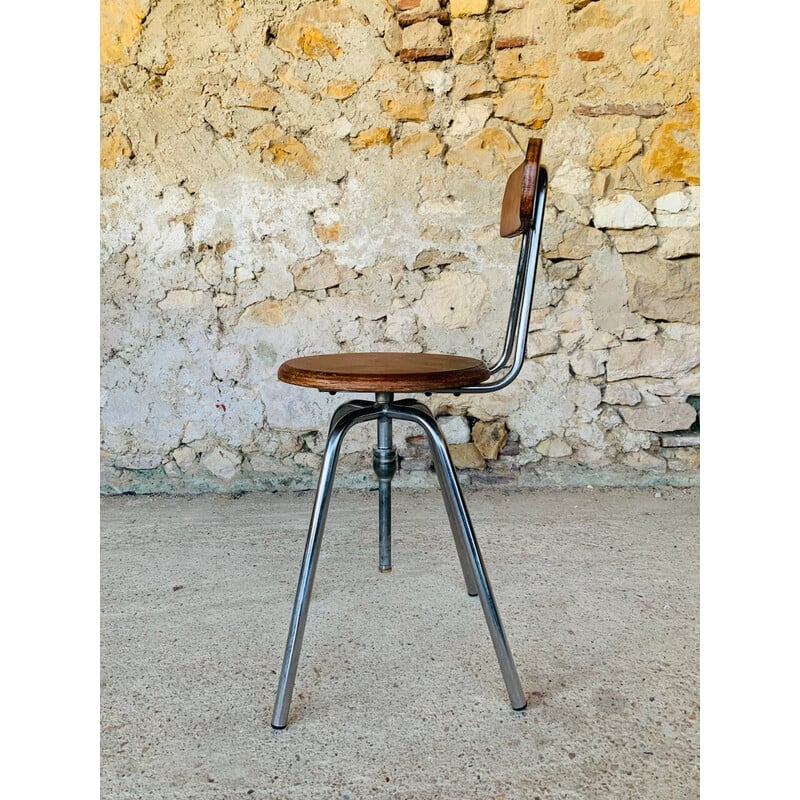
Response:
[[271, 168, 548, 729]]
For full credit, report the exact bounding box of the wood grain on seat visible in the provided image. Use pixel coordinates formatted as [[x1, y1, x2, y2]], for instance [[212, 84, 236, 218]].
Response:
[[278, 352, 490, 392]]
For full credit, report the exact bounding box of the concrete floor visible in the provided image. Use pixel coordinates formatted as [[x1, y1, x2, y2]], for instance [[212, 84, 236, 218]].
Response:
[[101, 486, 699, 799]]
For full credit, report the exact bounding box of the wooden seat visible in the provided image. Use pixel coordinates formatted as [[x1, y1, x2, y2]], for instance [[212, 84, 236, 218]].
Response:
[[278, 352, 490, 392]]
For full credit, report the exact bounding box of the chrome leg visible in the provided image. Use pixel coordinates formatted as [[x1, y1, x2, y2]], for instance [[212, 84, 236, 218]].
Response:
[[330, 399, 372, 429], [404, 402, 478, 597], [271, 402, 380, 729], [391, 403, 528, 710]]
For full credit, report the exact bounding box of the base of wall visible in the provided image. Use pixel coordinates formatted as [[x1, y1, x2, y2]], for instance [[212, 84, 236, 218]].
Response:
[[101, 461, 698, 495]]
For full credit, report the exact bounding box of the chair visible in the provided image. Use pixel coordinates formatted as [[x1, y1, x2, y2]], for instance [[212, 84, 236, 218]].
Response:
[[271, 137, 548, 728]]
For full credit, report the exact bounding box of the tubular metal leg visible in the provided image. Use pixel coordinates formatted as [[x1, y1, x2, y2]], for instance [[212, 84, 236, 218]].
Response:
[[374, 414, 396, 573], [386, 399, 477, 595], [391, 403, 528, 710], [429, 450, 479, 597], [403, 402, 478, 596], [271, 402, 380, 729]]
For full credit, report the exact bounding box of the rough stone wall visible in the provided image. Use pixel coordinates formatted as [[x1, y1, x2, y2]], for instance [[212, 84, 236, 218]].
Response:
[[100, 0, 700, 493]]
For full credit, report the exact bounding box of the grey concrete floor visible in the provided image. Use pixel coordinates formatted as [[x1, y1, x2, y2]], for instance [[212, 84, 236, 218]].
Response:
[[101, 486, 699, 800]]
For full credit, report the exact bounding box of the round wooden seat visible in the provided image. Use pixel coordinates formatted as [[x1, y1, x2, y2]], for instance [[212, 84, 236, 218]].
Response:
[[278, 352, 490, 392]]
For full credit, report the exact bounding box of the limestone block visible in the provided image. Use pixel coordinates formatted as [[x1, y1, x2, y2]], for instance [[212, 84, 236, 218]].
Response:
[[445, 128, 523, 180], [536, 437, 573, 458], [586, 330, 618, 350], [620, 402, 696, 433], [571, 444, 612, 468], [548, 261, 580, 281], [660, 228, 700, 259], [472, 420, 508, 460], [597, 407, 622, 430], [327, 116, 354, 139], [291, 254, 346, 291], [580, 247, 641, 334], [452, 67, 498, 99], [450, 100, 493, 137], [642, 97, 699, 184], [624, 254, 699, 324], [276, 1, 359, 60], [392, 131, 445, 158], [416, 271, 488, 330], [612, 232, 658, 253], [661, 433, 700, 448], [100, 132, 133, 169], [385, 309, 418, 342], [100, 0, 149, 66], [350, 126, 393, 149], [654, 189, 700, 228], [621, 323, 659, 341], [381, 92, 431, 121], [182, 421, 207, 444], [449, 443, 486, 469], [494, 48, 554, 80], [603, 381, 641, 406], [592, 195, 656, 230], [263, 135, 319, 173], [326, 80, 360, 99], [550, 160, 594, 197], [420, 68, 454, 96], [200, 447, 241, 480], [400, 18, 450, 53], [554, 225, 604, 259], [219, 0, 244, 32], [655, 192, 689, 214], [606, 340, 700, 381], [314, 223, 342, 244], [570, 350, 608, 378], [603, 420, 649, 452], [526, 331, 560, 357], [588, 129, 642, 170], [437, 415, 471, 444], [495, 6, 537, 49], [451, 0, 489, 17], [494, 79, 552, 128], [172, 446, 197, 471], [631, 43, 652, 64], [451, 19, 492, 64]]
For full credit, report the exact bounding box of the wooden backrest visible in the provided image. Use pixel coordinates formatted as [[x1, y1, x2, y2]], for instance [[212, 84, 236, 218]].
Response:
[[499, 138, 542, 238]]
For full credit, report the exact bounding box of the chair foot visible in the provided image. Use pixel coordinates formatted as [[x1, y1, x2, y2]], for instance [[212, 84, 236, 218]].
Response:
[[271, 401, 381, 730], [390, 402, 528, 711]]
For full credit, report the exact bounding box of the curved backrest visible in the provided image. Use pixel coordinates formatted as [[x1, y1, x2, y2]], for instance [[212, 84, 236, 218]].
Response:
[[443, 137, 549, 396], [500, 138, 542, 238]]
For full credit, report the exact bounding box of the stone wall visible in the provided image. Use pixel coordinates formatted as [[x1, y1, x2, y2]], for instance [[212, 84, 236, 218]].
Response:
[[100, 0, 700, 493]]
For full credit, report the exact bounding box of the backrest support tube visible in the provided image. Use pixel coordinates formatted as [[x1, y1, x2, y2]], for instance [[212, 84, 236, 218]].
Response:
[[487, 232, 530, 376], [443, 166, 548, 395]]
